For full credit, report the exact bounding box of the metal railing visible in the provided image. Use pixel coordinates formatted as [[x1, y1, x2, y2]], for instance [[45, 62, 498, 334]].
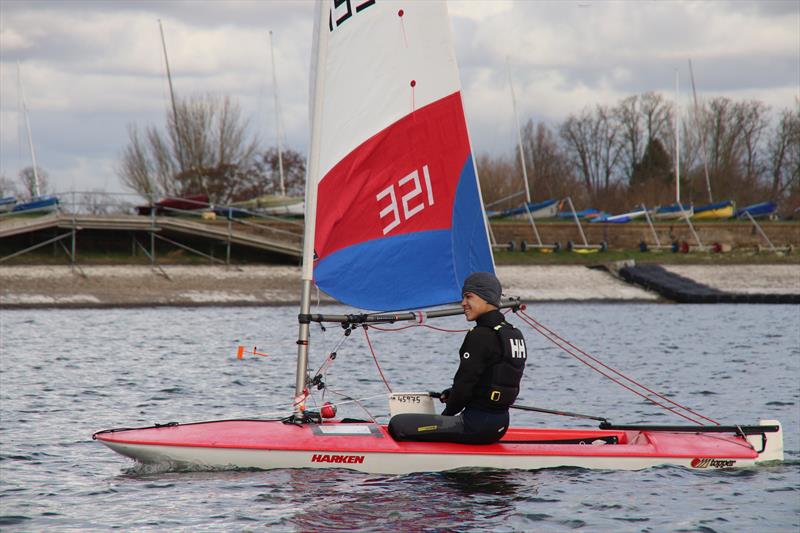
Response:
[[0, 191, 304, 267]]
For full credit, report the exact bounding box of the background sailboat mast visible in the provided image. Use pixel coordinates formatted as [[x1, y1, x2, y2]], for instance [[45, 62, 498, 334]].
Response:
[[507, 60, 542, 246], [294, 2, 329, 407], [158, 19, 185, 175], [17, 62, 41, 197], [689, 58, 713, 203], [269, 30, 286, 197], [674, 69, 680, 205]]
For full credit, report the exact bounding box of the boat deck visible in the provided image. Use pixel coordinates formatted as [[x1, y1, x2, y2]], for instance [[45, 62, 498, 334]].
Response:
[[94, 420, 759, 460]]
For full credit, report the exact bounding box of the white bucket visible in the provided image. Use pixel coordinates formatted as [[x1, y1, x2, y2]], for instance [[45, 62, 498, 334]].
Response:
[[388, 392, 436, 417]]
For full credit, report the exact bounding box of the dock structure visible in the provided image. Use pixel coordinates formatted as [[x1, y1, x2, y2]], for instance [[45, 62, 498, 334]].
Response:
[[618, 264, 800, 304], [0, 213, 302, 266]]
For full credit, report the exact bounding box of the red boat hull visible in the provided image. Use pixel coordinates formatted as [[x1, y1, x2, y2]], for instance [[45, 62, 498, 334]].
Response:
[[94, 420, 782, 474]]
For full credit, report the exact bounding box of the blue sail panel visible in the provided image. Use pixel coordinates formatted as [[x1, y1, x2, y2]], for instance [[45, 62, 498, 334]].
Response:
[[314, 154, 493, 311]]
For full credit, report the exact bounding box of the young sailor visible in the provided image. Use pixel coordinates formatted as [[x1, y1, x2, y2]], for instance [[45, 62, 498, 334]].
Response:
[[388, 272, 527, 444]]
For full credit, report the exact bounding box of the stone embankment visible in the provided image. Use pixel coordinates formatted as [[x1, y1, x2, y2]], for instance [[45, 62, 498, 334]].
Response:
[[1, 264, 798, 308]]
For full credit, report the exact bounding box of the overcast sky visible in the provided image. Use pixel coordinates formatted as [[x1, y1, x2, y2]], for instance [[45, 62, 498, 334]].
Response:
[[1, 0, 797, 197]]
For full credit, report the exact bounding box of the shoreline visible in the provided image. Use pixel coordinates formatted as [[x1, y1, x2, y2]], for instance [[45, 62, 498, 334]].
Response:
[[1, 264, 798, 309]]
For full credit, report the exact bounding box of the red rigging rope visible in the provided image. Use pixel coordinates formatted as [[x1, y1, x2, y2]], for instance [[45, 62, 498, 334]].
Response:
[[515, 309, 719, 426], [362, 326, 393, 393], [350, 306, 717, 426]]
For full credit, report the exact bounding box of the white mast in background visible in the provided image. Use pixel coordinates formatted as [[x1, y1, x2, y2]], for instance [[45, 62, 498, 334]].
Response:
[[17, 62, 41, 197], [507, 59, 543, 246], [689, 58, 713, 204], [674, 69, 681, 205], [270, 30, 286, 197]]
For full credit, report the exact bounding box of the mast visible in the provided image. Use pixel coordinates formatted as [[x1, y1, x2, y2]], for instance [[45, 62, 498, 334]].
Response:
[[17, 62, 41, 197], [507, 59, 542, 246], [689, 58, 713, 203], [294, 2, 329, 411], [269, 30, 286, 197], [158, 19, 185, 174], [674, 69, 680, 205]]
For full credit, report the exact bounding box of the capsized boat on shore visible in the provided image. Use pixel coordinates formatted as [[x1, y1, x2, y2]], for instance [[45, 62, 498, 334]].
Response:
[[94, 1, 784, 474], [736, 201, 777, 219], [557, 207, 603, 220], [654, 202, 693, 219], [0, 196, 17, 213], [135, 194, 210, 216], [693, 200, 734, 219], [592, 208, 648, 224], [228, 194, 305, 217], [487, 198, 559, 220], [11, 194, 59, 214]]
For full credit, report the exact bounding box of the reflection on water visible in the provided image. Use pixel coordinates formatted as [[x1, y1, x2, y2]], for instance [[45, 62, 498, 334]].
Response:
[[284, 469, 526, 531]]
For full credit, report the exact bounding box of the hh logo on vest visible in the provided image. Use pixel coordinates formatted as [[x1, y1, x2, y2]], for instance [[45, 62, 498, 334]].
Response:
[[510, 338, 526, 359]]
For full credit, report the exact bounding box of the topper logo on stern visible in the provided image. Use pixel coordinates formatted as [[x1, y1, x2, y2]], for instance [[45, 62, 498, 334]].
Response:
[[691, 458, 736, 469], [311, 453, 365, 464], [376, 165, 435, 235]]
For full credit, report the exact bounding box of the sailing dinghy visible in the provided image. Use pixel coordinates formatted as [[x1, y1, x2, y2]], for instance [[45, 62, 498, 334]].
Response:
[[94, 1, 783, 474]]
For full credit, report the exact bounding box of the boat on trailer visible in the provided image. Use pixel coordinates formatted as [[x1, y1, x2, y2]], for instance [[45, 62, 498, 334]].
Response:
[[94, 1, 784, 474]]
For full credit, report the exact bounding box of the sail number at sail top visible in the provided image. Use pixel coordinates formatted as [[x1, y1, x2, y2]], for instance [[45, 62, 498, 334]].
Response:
[[376, 165, 435, 235]]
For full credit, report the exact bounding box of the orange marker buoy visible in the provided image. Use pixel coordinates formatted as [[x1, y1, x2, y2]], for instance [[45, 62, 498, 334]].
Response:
[[236, 346, 245, 359]]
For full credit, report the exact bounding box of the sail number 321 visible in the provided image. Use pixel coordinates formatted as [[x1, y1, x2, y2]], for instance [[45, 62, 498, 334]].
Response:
[[376, 165, 435, 235]]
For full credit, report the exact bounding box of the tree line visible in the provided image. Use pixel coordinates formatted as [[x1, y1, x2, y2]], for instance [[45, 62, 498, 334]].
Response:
[[118, 94, 305, 204], [3, 91, 795, 218], [478, 92, 799, 215]]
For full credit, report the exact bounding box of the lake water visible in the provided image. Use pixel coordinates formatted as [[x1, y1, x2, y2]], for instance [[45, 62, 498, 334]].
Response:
[[1, 304, 798, 531]]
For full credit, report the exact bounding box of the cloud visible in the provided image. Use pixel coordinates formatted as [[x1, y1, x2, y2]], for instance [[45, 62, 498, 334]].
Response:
[[0, 0, 796, 195]]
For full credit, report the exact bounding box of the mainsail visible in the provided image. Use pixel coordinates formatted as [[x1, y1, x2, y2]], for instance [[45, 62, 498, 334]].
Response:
[[306, 0, 494, 311]]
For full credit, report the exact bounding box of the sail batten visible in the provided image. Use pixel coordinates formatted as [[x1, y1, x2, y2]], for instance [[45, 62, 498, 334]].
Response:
[[309, 1, 493, 311]]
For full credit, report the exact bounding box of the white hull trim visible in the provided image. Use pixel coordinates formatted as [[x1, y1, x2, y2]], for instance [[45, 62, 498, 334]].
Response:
[[103, 441, 764, 475]]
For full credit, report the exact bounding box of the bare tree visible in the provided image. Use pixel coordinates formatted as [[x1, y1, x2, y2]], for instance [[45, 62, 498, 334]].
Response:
[[703, 97, 744, 191], [79, 190, 117, 215], [520, 119, 580, 201], [560, 105, 624, 203], [736, 100, 770, 183], [119, 94, 260, 203], [766, 108, 800, 199], [0, 175, 18, 197], [615, 92, 673, 185], [615, 95, 642, 182], [475, 152, 518, 209], [251, 148, 306, 198], [18, 166, 49, 198]]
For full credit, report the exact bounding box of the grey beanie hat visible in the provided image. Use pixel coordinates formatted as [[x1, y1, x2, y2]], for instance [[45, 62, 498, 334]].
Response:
[[461, 272, 502, 307]]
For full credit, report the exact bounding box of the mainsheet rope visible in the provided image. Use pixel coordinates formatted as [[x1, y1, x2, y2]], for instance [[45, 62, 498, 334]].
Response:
[[515, 309, 719, 426], [362, 306, 718, 426]]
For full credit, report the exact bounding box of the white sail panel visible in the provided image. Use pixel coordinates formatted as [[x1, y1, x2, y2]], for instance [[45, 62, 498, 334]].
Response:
[[317, 1, 461, 180]]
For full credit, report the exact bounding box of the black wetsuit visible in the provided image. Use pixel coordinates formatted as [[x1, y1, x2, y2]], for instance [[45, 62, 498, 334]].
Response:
[[388, 309, 527, 444]]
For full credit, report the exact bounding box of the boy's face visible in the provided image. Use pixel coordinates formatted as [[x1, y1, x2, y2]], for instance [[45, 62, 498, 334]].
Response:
[[461, 291, 494, 321]]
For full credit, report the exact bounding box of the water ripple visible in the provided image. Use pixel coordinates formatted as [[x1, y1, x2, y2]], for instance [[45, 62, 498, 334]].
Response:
[[1, 304, 798, 531]]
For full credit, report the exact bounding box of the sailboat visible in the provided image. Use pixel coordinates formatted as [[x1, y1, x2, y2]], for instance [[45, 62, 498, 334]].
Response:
[[11, 62, 59, 215], [687, 58, 734, 220], [94, 1, 782, 474], [693, 199, 735, 219]]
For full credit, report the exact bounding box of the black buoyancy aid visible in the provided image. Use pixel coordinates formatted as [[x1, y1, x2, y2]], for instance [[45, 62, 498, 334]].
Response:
[[478, 322, 527, 408]]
